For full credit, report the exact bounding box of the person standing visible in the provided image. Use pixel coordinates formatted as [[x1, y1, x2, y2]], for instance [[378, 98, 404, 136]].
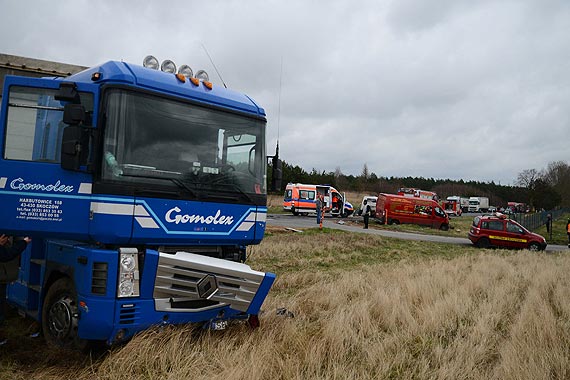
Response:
[[0, 234, 31, 345], [363, 200, 370, 229], [315, 195, 323, 225]]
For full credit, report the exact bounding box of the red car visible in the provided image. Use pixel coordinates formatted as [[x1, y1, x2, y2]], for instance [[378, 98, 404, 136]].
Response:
[[468, 214, 547, 251]]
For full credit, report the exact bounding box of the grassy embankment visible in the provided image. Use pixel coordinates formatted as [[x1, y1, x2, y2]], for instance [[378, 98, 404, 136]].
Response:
[[2, 228, 570, 379]]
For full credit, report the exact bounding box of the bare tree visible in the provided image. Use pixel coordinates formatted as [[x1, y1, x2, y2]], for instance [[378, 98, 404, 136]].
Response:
[[515, 169, 541, 188], [334, 166, 343, 178], [543, 161, 570, 207]]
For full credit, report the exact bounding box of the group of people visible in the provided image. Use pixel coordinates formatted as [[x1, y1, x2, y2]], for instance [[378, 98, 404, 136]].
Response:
[[315, 197, 371, 229], [0, 234, 32, 345]]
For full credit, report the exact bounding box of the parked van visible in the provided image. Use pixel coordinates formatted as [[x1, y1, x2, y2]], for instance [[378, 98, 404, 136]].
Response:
[[358, 196, 378, 217], [376, 193, 449, 230], [283, 183, 353, 217]]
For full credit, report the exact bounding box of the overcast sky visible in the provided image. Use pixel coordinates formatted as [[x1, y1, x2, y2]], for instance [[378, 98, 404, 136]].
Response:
[[1, 0, 568, 185]]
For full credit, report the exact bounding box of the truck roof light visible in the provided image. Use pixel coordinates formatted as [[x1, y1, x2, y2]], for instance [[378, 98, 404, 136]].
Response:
[[161, 60, 176, 74], [203, 81, 213, 90], [195, 70, 209, 82], [175, 73, 186, 83], [178, 64, 193, 78], [143, 55, 159, 70], [190, 77, 200, 86]]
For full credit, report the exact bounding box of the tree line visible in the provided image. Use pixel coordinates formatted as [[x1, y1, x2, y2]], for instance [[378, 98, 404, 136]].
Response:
[[268, 160, 570, 210]]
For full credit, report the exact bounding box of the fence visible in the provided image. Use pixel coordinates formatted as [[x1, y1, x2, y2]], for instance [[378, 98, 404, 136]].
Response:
[[511, 208, 570, 231]]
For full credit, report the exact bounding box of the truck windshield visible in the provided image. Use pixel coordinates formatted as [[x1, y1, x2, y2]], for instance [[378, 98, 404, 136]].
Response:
[[101, 89, 266, 199]]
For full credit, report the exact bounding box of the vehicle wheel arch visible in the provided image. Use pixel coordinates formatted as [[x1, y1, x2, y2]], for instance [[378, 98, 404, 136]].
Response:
[[477, 237, 491, 249], [42, 266, 74, 300], [42, 276, 90, 351]]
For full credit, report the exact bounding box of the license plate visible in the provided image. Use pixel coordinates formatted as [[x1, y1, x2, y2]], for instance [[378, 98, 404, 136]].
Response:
[[211, 320, 228, 330]]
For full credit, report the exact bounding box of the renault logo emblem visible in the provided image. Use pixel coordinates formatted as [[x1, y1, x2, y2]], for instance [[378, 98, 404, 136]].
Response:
[[197, 274, 219, 299]]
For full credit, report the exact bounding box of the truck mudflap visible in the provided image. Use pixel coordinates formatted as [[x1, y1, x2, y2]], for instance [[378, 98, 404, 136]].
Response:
[[153, 251, 275, 315]]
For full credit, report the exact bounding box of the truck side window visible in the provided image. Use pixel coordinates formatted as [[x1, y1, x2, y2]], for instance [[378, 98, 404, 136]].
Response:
[[3, 86, 93, 163]]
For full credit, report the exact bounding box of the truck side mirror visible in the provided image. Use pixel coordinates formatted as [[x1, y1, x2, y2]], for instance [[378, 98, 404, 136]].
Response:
[[55, 82, 80, 103], [61, 125, 89, 171], [63, 104, 86, 126]]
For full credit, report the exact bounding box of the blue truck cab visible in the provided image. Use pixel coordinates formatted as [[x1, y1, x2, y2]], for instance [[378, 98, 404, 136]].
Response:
[[0, 58, 276, 348]]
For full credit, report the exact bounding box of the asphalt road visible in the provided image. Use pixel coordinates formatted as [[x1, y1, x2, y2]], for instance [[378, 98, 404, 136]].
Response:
[[266, 214, 569, 252]]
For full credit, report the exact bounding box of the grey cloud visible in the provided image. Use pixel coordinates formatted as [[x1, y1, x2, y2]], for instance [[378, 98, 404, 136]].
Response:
[[1, 0, 568, 186]]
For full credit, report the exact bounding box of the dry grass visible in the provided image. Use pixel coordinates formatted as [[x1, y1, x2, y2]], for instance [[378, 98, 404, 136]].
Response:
[[3, 230, 570, 380]]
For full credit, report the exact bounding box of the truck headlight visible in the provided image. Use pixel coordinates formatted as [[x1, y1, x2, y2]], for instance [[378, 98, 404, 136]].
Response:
[[118, 248, 140, 298]]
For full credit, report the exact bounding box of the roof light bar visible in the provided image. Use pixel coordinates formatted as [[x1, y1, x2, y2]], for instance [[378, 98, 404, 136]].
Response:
[[195, 70, 209, 82], [143, 55, 159, 70], [161, 60, 176, 74]]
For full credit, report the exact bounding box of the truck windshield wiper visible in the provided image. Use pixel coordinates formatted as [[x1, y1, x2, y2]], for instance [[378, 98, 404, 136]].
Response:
[[121, 166, 201, 199], [169, 178, 200, 199], [213, 182, 254, 204]]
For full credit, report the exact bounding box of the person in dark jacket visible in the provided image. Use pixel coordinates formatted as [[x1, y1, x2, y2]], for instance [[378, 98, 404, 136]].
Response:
[[1, 234, 31, 345], [0, 235, 30, 262], [363, 200, 370, 229]]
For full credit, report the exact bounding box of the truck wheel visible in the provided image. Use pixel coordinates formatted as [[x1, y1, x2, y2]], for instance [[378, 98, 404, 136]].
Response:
[[291, 207, 299, 216], [440, 224, 449, 231], [477, 237, 490, 249], [388, 219, 400, 225], [42, 277, 89, 351]]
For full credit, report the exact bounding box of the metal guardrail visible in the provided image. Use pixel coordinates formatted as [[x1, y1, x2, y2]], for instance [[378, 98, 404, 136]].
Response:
[[511, 208, 570, 231]]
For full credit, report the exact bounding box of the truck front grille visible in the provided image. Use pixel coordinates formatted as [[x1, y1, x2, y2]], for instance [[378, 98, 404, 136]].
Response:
[[119, 303, 141, 325], [91, 262, 108, 295], [154, 251, 266, 313]]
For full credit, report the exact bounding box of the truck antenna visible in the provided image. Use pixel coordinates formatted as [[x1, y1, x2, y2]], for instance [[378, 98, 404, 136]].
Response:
[[201, 43, 227, 89], [276, 56, 283, 153]]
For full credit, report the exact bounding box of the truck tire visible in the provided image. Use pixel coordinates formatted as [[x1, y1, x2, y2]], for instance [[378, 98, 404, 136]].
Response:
[[291, 207, 299, 216], [440, 223, 449, 231], [42, 277, 89, 351], [388, 219, 400, 225]]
